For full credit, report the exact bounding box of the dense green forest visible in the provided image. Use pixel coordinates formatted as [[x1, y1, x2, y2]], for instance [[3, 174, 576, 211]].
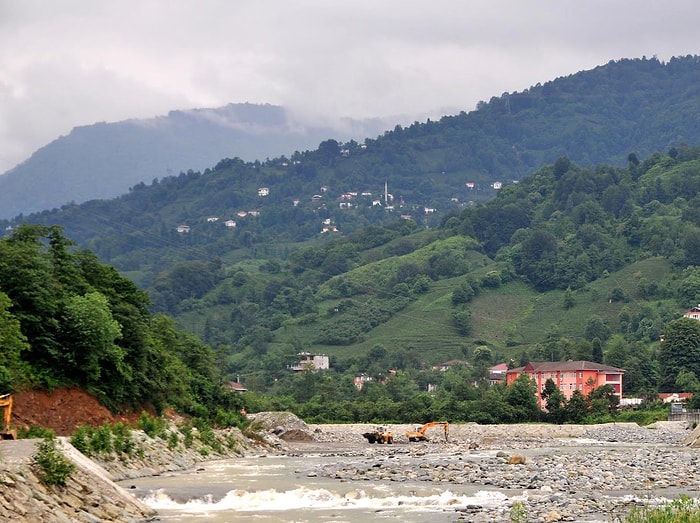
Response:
[[184, 145, 700, 406], [0, 225, 243, 422], [2, 145, 700, 425], [3, 56, 700, 427]]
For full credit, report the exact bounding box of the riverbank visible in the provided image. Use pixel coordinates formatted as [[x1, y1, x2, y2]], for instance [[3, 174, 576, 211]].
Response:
[[0, 422, 262, 522], [1, 416, 697, 523]]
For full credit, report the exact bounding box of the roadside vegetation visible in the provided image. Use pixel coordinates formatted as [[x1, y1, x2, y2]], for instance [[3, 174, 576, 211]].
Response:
[[69, 413, 247, 460], [510, 496, 700, 523]]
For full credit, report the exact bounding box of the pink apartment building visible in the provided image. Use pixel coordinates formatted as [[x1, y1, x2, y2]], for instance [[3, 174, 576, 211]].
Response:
[[506, 360, 624, 408]]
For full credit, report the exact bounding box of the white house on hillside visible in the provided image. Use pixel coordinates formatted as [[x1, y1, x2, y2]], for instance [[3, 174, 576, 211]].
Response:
[[288, 353, 330, 372]]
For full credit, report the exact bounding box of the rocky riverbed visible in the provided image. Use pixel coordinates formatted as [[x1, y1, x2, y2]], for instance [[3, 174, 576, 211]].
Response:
[[268, 419, 700, 522], [2, 415, 699, 523]]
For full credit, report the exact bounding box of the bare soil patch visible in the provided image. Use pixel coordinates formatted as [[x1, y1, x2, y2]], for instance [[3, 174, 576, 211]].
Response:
[[12, 388, 142, 436]]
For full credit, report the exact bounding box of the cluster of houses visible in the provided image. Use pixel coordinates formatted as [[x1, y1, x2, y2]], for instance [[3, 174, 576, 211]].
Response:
[[287, 352, 330, 372], [227, 349, 699, 411], [216, 269, 698, 407], [175, 177, 505, 235], [262, 352, 625, 410]]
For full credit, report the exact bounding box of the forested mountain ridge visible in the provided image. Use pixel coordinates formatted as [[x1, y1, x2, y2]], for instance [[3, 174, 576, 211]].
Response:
[[3, 146, 700, 423], [0, 103, 394, 219], [5, 56, 700, 288]]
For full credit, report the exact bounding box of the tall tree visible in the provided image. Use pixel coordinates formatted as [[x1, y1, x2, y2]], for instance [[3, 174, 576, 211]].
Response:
[[504, 373, 541, 422], [658, 318, 700, 392], [540, 378, 567, 424], [0, 225, 62, 375], [60, 292, 125, 393], [0, 292, 29, 391]]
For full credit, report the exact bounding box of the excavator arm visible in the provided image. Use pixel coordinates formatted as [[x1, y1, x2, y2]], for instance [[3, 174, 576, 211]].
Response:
[[405, 421, 449, 442], [0, 394, 16, 440]]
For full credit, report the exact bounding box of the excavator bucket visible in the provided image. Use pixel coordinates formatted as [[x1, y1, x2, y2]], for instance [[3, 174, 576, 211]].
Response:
[[1, 429, 17, 440]]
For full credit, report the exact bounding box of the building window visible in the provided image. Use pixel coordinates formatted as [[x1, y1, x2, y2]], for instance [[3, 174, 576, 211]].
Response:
[[578, 372, 583, 378]]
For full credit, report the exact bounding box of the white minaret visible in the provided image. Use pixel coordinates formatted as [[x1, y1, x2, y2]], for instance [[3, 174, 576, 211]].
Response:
[[384, 180, 388, 206]]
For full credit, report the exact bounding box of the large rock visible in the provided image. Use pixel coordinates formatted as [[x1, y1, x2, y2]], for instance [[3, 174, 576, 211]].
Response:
[[248, 412, 315, 442], [682, 422, 700, 447]]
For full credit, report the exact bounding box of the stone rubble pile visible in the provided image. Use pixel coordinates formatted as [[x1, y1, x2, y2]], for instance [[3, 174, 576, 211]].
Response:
[[248, 411, 316, 442]]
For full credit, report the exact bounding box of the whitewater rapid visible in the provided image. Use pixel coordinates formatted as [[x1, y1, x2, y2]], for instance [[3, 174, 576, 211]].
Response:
[[122, 455, 510, 522]]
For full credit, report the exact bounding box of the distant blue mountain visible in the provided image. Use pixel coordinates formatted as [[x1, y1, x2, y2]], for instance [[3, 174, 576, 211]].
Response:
[[0, 103, 394, 219]]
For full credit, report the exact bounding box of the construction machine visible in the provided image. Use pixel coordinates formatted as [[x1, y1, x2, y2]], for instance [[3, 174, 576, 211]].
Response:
[[405, 421, 449, 442], [0, 394, 16, 440], [362, 426, 394, 444]]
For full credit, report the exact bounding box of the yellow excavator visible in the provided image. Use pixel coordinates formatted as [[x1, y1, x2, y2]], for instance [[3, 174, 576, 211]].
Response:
[[405, 421, 449, 442], [0, 394, 16, 440]]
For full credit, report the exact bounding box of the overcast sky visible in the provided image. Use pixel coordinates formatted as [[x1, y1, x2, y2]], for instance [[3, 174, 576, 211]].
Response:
[[1, 1, 699, 174]]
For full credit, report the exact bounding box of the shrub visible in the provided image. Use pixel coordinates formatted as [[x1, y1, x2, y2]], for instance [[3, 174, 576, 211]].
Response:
[[70, 425, 94, 456], [180, 424, 194, 448], [89, 423, 113, 454], [199, 428, 223, 453], [621, 495, 700, 522], [137, 411, 164, 438], [18, 426, 55, 439], [452, 310, 472, 335], [32, 436, 76, 486], [167, 431, 179, 450], [213, 408, 242, 429], [111, 422, 135, 455]]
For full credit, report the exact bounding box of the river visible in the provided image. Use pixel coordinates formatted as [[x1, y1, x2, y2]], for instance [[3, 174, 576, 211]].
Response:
[[116, 422, 696, 522], [118, 453, 513, 522]]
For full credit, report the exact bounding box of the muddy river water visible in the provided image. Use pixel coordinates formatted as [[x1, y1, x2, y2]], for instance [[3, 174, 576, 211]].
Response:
[[120, 452, 520, 522]]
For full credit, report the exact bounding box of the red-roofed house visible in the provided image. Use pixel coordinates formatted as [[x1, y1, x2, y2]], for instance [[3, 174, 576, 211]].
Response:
[[506, 360, 624, 408], [683, 305, 700, 321]]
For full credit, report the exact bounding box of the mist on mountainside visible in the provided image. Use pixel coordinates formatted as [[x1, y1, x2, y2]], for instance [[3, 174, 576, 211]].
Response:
[[0, 103, 397, 219]]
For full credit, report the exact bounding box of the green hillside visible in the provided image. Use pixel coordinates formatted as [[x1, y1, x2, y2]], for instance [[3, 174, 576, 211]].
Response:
[[157, 145, 700, 402], [3, 57, 700, 421], [6, 56, 700, 289]]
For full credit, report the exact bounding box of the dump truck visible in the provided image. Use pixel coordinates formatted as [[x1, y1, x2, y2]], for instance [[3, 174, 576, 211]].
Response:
[[362, 426, 394, 444], [405, 421, 449, 442], [0, 394, 16, 440]]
